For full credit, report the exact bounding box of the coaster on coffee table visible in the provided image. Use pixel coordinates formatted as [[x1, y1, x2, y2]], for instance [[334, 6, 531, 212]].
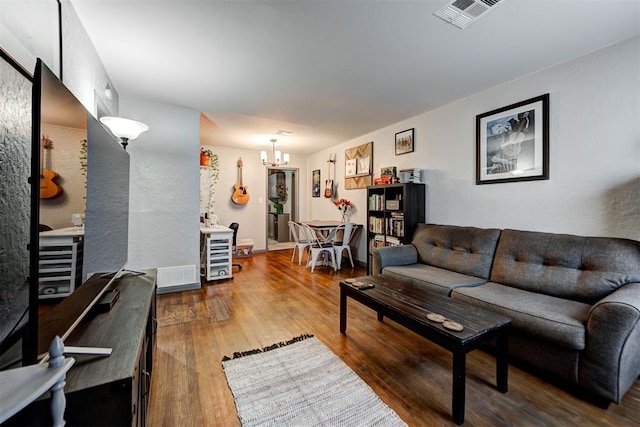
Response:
[[345, 278, 356, 283], [426, 313, 446, 323], [352, 281, 365, 288], [443, 320, 464, 331]]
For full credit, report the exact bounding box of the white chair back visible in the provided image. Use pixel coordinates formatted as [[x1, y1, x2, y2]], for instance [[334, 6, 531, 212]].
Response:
[[288, 221, 310, 265], [300, 223, 337, 272], [288, 221, 301, 242]]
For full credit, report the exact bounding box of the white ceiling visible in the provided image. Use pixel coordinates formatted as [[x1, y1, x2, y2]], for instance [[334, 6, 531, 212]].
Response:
[[69, 0, 640, 155]]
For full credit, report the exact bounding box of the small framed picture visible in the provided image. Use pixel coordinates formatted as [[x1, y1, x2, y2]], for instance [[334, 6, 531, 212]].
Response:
[[345, 159, 357, 177], [395, 128, 414, 155], [312, 169, 321, 197], [356, 156, 371, 175], [476, 94, 549, 184]]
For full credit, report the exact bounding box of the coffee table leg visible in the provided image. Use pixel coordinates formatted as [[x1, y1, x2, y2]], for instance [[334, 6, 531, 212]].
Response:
[[452, 350, 466, 425], [340, 287, 347, 334], [496, 331, 509, 393]]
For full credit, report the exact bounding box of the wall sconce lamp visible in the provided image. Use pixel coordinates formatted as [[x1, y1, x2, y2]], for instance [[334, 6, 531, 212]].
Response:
[[99, 116, 149, 150], [260, 138, 289, 167]]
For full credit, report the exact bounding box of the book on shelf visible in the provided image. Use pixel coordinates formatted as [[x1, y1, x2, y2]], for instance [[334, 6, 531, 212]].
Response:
[[368, 194, 385, 211], [368, 216, 384, 233], [370, 234, 386, 251], [385, 236, 401, 246], [387, 212, 405, 237]]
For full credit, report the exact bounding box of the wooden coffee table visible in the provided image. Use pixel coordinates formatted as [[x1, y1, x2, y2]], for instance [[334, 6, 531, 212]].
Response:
[[339, 275, 511, 425]]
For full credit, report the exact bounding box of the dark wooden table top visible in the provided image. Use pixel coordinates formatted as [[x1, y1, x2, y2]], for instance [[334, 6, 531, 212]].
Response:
[[340, 274, 510, 343]]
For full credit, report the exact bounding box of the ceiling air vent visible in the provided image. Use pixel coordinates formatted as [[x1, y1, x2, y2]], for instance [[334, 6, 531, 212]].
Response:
[[434, 0, 507, 29]]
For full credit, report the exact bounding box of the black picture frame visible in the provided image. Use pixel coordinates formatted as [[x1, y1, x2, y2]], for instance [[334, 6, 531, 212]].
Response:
[[395, 128, 414, 155], [312, 169, 321, 197], [476, 94, 549, 185]]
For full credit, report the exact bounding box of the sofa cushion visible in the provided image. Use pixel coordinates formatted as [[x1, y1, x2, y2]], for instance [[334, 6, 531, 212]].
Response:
[[411, 224, 501, 279], [452, 282, 591, 350], [491, 229, 640, 304], [382, 264, 487, 296]]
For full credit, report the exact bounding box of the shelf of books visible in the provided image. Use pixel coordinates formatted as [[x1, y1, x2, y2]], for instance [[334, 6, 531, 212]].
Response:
[[366, 183, 425, 274]]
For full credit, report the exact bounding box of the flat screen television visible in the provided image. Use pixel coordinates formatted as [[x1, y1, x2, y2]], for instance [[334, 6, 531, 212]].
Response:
[[0, 57, 130, 368]]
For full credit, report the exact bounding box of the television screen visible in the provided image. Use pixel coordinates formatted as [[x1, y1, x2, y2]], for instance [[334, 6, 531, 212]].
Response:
[[33, 60, 130, 358]]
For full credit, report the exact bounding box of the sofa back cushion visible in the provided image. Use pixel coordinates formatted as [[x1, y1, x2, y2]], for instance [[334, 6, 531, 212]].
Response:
[[411, 224, 501, 279], [491, 229, 640, 304]]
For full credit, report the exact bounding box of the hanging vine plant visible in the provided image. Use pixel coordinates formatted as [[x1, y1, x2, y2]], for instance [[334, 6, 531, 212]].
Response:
[[79, 139, 88, 209], [205, 153, 220, 217]]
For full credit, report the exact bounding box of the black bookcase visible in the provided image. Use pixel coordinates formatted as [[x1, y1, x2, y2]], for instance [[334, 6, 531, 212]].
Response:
[[366, 183, 425, 273]]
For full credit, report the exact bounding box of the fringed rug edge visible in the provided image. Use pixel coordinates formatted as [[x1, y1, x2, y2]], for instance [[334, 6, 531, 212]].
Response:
[[221, 333, 314, 362]]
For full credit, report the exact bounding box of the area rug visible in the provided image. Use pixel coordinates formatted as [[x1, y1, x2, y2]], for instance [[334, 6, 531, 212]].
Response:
[[222, 334, 407, 426]]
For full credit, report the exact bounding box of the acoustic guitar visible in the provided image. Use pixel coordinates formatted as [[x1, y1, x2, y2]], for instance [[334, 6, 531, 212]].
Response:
[[231, 158, 250, 205], [40, 136, 62, 199], [324, 153, 335, 198]]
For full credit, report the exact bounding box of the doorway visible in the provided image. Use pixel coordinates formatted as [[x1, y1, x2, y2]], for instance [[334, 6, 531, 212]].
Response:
[[266, 167, 298, 251]]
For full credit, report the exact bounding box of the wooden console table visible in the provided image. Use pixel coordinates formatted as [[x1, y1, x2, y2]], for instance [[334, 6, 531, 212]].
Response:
[[339, 275, 511, 425], [17, 270, 157, 426]]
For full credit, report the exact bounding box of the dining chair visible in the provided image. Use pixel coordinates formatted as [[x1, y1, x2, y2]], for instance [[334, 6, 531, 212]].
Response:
[[288, 221, 310, 265], [333, 222, 357, 269], [300, 223, 337, 272]]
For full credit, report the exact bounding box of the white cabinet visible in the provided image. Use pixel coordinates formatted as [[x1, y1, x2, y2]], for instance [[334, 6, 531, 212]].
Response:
[[39, 227, 84, 299], [200, 225, 233, 281]]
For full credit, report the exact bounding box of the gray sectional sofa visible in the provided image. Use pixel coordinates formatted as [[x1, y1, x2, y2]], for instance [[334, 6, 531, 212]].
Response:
[[371, 223, 640, 405]]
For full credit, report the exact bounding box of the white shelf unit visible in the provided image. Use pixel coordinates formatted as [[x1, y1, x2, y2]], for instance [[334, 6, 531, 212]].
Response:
[[38, 237, 83, 299], [201, 225, 233, 281]]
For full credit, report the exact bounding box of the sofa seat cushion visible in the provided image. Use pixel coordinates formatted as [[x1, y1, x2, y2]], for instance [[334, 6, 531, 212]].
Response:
[[382, 264, 487, 296], [452, 282, 591, 350]]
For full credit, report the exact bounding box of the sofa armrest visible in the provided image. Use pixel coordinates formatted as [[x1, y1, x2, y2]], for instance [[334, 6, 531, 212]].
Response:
[[580, 282, 640, 403], [371, 245, 418, 275]]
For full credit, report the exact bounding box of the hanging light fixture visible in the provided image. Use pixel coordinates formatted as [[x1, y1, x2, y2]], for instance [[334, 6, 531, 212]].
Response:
[[260, 138, 289, 167], [99, 116, 149, 150]]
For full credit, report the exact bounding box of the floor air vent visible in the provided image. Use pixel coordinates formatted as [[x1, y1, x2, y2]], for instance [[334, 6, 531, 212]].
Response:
[[434, 0, 507, 29]]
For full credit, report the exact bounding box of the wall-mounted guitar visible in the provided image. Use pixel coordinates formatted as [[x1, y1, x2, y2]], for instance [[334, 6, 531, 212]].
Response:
[[324, 153, 335, 198], [231, 158, 250, 205], [40, 136, 62, 199]]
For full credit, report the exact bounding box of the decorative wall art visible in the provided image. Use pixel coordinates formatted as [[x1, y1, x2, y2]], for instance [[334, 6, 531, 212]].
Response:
[[476, 94, 549, 184], [380, 166, 397, 179], [395, 128, 414, 155], [344, 141, 373, 190], [312, 169, 321, 197]]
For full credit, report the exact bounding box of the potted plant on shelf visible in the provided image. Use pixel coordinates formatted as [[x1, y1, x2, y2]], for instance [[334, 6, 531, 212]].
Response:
[[200, 147, 213, 166]]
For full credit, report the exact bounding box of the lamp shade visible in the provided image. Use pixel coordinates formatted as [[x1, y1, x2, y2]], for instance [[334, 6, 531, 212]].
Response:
[[99, 116, 149, 140]]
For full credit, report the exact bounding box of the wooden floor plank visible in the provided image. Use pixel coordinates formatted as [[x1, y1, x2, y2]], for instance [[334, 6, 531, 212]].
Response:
[[147, 250, 640, 426]]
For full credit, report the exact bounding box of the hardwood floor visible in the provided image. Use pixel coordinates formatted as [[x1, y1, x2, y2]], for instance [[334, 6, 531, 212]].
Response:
[[148, 250, 639, 426]]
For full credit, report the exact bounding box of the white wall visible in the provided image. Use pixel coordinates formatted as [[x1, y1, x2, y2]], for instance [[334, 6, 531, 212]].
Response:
[[60, 0, 118, 118], [201, 146, 308, 252], [308, 36, 640, 264], [121, 98, 201, 288]]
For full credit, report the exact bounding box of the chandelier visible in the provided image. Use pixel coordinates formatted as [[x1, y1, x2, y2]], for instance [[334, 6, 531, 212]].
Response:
[[260, 138, 289, 167]]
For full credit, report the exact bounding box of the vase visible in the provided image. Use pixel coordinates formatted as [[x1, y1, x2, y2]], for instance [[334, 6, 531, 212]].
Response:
[[341, 212, 346, 223]]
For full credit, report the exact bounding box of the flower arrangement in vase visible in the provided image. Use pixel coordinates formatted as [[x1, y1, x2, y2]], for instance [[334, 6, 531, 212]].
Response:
[[333, 198, 352, 222]]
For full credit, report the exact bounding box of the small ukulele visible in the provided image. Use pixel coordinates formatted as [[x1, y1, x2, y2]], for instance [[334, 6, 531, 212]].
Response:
[[231, 158, 250, 205], [40, 136, 62, 199]]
